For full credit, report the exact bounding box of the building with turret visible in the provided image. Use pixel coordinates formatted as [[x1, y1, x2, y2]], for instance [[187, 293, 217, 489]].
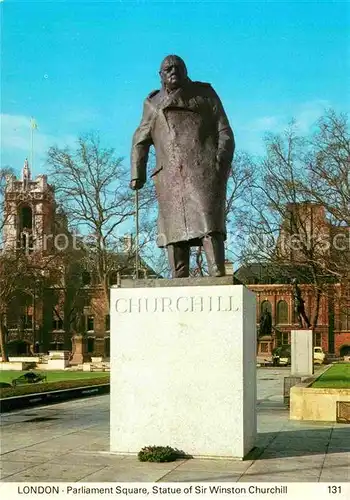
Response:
[[234, 202, 350, 359], [1, 160, 159, 359], [3, 160, 56, 254], [1, 164, 348, 360]]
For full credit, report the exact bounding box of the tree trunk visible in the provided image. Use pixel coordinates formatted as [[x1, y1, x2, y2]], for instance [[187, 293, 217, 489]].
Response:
[[103, 275, 110, 309], [312, 288, 322, 330], [0, 313, 9, 362], [195, 247, 205, 276]]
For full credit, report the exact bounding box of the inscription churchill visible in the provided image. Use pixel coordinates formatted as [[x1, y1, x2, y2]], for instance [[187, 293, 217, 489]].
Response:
[[130, 55, 234, 278], [115, 295, 239, 314]]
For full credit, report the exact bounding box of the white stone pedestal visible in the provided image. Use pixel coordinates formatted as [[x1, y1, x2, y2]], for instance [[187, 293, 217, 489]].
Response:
[[47, 350, 70, 370], [110, 278, 257, 459], [291, 329, 313, 377]]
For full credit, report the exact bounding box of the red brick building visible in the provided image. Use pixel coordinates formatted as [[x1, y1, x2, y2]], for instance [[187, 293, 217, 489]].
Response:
[[1, 161, 159, 359], [234, 202, 350, 358], [2, 163, 349, 359]]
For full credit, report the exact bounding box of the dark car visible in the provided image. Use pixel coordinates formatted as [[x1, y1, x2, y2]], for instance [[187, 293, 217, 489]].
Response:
[[272, 345, 291, 366]]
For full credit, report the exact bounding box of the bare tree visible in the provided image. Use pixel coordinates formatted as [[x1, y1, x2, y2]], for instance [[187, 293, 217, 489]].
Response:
[[190, 152, 254, 277], [225, 151, 255, 264], [302, 111, 350, 290], [0, 167, 16, 248], [306, 110, 350, 227], [47, 133, 139, 305], [0, 250, 57, 361], [237, 115, 349, 329], [306, 111, 350, 326], [0, 167, 18, 360], [0, 254, 23, 361]]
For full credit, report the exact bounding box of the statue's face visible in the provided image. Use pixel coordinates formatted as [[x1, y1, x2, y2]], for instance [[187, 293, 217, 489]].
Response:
[[160, 56, 187, 91]]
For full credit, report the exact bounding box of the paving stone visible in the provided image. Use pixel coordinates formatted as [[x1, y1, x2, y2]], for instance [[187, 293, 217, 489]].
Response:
[[238, 472, 320, 482], [158, 470, 242, 482], [328, 438, 350, 451], [45, 452, 127, 467], [80, 466, 173, 482], [174, 458, 253, 473], [0, 461, 38, 480], [319, 466, 350, 482], [266, 439, 328, 452], [258, 449, 326, 460], [242, 457, 324, 476], [322, 452, 350, 466], [79, 440, 110, 451], [6, 463, 106, 482], [0, 449, 61, 463], [111, 457, 188, 470], [1, 368, 349, 483]]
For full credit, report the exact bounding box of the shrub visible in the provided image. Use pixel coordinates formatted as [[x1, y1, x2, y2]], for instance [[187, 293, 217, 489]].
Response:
[[25, 362, 37, 369], [138, 446, 185, 462], [0, 377, 109, 398], [0, 382, 12, 388]]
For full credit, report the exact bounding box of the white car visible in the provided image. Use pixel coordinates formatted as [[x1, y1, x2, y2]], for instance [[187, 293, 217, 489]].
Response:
[[314, 346, 326, 365]]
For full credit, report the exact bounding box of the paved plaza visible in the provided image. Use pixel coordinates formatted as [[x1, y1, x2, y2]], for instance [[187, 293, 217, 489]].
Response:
[[0, 368, 349, 482]]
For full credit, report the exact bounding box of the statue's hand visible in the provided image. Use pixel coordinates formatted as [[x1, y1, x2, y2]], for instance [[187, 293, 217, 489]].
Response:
[[130, 179, 145, 190], [216, 156, 230, 178]]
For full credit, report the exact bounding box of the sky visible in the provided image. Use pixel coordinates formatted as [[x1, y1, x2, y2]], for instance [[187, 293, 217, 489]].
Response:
[[1, 0, 349, 179]]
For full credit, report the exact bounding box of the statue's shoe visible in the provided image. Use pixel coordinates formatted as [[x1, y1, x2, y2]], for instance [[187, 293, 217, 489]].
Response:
[[208, 265, 225, 278]]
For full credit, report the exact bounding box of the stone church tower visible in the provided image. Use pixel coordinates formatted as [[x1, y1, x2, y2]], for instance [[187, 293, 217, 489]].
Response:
[[3, 159, 55, 253]]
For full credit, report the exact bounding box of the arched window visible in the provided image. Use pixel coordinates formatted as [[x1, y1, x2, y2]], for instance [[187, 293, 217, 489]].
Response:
[[105, 314, 110, 331], [260, 300, 272, 317], [82, 271, 91, 285], [339, 306, 350, 331], [87, 337, 95, 353], [105, 337, 110, 357], [109, 271, 120, 286], [276, 300, 288, 324], [20, 205, 33, 230], [259, 300, 272, 336]]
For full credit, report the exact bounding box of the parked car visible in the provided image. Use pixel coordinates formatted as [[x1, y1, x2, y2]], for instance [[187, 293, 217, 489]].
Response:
[[272, 345, 291, 366], [273, 345, 326, 366], [314, 346, 326, 365]]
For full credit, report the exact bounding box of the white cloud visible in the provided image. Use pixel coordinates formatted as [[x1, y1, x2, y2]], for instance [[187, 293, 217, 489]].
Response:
[[1, 114, 76, 171], [1, 113, 75, 154], [247, 115, 280, 132], [236, 100, 332, 154], [246, 100, 331, 136], [64, 108, 99, 125], [293, 100, 331, 133]]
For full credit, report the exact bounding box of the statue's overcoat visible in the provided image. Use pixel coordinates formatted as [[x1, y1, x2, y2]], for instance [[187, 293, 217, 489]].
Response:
[[131, 81, 234, 247]]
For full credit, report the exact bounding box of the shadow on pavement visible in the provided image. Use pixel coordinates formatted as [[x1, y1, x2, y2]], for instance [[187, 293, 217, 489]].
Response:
[[247, 427, 350, 460]]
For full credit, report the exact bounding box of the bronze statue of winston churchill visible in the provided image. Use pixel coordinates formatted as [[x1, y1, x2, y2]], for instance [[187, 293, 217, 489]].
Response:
[[130, 55, 235, 278]]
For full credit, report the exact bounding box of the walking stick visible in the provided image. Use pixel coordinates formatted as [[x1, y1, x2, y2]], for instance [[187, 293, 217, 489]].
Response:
[[135, 189, 139, 279]]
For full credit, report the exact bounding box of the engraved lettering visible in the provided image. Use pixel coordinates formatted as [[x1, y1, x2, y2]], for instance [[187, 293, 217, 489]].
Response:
[[176, 296, 189, 312], [228, 295, 233, 311], [116, 295, 236, 313], [129, 298, 142, 313], [115, 298, 128, 313], [144, 297, 158, 313], [161, 297, 173, 312], [190, 296, 204, 312], [217, 295, 233, 312]]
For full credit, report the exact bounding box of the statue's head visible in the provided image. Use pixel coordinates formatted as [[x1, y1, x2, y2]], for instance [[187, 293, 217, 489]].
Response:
[[291, 278, 298, 285], [159, 55, 189, 91]]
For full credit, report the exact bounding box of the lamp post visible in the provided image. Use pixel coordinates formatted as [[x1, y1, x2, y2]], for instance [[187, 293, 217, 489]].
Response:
[[32, 279, 40, 352], [135, 190, 139, 279]]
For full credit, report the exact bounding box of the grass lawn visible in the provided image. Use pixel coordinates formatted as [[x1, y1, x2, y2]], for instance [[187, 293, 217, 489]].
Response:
[[0, 370, 110, 385], [312, 363, 350, 388], [0, 370, 110, 398]]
